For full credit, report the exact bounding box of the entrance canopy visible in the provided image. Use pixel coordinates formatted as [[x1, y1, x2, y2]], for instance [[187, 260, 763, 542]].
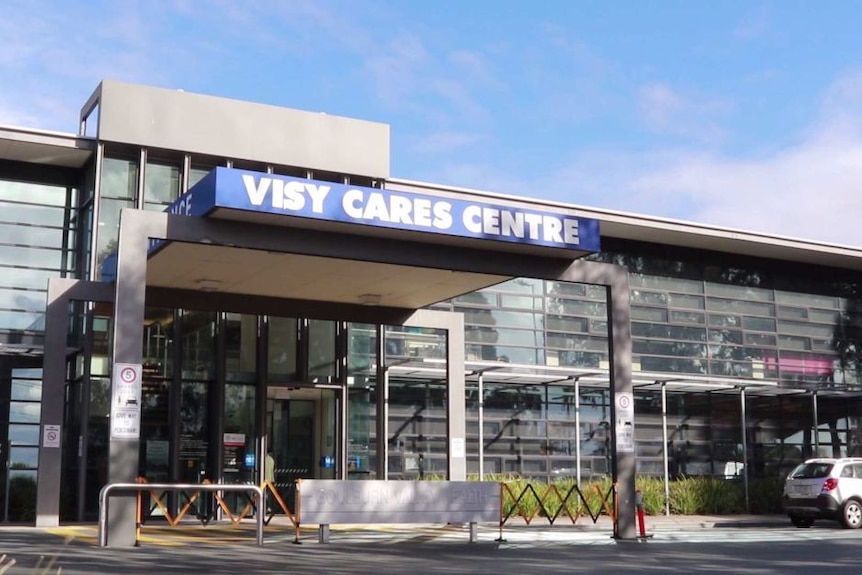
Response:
[[131, 167, 602, 309], [146, 243, 509, 309]]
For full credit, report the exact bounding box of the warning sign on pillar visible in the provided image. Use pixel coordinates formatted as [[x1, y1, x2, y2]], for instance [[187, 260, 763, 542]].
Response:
[[615, 392, 635, 453], [43, 424, 61, 448], [110, 363, 142, 440]]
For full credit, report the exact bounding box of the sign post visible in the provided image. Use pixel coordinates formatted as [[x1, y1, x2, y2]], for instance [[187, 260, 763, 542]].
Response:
[[110, 363, 142, 440]]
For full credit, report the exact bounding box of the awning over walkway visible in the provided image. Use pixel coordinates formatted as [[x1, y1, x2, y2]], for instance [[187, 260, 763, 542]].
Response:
[[385, 358, 862, 398]]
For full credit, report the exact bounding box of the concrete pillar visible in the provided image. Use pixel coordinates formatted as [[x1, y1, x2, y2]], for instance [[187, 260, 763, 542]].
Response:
[[559, 261, 635, 540], [106, 209, 157, 546], [38, 279, 113, 528], [405, 310, 466, 481]]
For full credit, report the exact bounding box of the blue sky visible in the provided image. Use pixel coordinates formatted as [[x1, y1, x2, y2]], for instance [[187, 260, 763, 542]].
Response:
[[4, 0, 862, 246]]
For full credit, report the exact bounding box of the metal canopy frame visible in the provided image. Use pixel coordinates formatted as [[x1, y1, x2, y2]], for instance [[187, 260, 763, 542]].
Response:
[[387, 357, 862, 516]]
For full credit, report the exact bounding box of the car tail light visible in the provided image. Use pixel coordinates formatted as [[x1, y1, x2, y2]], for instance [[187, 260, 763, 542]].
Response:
[[822, 478, 839, 492]]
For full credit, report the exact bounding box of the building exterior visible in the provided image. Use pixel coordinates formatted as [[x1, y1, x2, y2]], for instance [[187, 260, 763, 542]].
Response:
[[0, 81, 861, 532]]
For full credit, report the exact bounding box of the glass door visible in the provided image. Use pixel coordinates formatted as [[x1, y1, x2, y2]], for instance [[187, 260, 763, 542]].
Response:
[[271, 398, 315, 483], [266, 386, 339, 512]]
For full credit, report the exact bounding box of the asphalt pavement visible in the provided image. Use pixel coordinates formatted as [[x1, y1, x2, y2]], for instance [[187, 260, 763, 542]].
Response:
[[1, 514, 829, 575]]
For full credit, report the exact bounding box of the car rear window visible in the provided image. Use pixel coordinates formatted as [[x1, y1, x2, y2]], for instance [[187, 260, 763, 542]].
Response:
[[790, 463, 833, 479]]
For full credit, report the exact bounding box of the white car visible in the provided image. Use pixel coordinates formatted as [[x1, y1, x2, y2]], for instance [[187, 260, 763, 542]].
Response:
[[783, 458, 862, 528]]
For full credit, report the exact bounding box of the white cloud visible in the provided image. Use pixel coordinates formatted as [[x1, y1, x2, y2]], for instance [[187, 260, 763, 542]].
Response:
[[0, 1, 186, 131], [638, 82, 729, 143], [536, 71, 862, 248], [630, 143, 862, 247], [429, 70, 862, 248]]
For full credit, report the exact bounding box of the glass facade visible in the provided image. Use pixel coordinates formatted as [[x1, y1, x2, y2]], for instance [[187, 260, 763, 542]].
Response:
[[0, 169, 79, 521], [0, 179, 76, 330], [425, 240, 862, 481], [595, 240, 862, 386]]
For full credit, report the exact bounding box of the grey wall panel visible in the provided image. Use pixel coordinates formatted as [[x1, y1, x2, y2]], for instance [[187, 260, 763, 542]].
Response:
[[97, 81, 390, 178]]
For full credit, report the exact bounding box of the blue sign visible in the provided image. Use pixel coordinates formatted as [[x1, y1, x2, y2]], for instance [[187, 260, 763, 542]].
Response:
[[244, 453, 256, 468], [320, 455, 335, 469], [163, 167, 601, 252]]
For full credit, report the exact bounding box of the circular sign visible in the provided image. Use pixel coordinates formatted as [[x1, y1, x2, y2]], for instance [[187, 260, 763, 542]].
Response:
[[120, 366, 137, 383], [618, 395, 631, 409], [46, 431, 57, 442]]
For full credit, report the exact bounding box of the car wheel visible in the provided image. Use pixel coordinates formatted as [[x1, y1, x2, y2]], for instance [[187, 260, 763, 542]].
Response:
[[790, 515, 814, 528], [840, 499, 862, 529]]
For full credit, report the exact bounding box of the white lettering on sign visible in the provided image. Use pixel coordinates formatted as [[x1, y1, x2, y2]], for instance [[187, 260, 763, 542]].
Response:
[[617, 422, 635, 453], [342, 189, 453, 230], [463, 206, 579, 244], [242, 175, 330, 214], [167, 192, 194, 216], [235, 173, 588, 249]]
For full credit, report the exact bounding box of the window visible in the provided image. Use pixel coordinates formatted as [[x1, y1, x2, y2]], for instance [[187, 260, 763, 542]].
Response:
[[144, 161, 180, 208]]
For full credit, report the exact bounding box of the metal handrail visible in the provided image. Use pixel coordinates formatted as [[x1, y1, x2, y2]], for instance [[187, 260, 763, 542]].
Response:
[[98, 482, 265, 547]]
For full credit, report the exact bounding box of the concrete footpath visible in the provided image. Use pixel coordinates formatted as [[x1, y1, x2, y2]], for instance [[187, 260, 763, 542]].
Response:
[[502, 513, 788, 531]]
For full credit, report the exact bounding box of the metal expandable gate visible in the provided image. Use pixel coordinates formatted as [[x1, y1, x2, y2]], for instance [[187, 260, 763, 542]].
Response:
[[498, 481, 616, 537]]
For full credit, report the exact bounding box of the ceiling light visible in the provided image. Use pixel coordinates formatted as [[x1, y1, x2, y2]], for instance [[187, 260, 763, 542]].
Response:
[[358, 293, 382, 305], [196, 279, 221, 292]]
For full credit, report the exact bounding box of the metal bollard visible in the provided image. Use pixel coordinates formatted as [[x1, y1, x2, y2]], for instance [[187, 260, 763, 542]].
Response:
[[635, 489, 649, 539]]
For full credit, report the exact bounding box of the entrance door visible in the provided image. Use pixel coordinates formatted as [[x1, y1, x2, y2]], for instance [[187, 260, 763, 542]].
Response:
[[269, 398, 315, 483], [266, 386, 339, 512]]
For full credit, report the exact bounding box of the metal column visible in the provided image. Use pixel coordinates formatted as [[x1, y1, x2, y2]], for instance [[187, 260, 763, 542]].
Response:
[[661, 382, 670, 516], [478, 372, 485, 480], [575, 377, 582, 487], [739, 386, 750, 511], [375, 324, 388, 481], [812, 391, 820, 457]]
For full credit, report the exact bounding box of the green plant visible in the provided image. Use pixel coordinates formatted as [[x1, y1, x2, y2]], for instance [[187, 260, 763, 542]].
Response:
[[702, 478, 745, 514], [635, 477, 666, 515], [500, 477, 613, 520], [669, 476, 706, 514], [499, 473, 781, 520], [748, 477, 784, 514]]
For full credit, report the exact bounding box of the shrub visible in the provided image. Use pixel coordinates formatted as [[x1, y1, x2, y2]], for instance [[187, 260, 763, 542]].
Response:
[[501, 477, 614, 521], [499, 474, 781, 519], [635, 476, 666, 515], [748, 477, 784, 514], [669, 476, 706, 514], [702, 478, 746, 514]]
